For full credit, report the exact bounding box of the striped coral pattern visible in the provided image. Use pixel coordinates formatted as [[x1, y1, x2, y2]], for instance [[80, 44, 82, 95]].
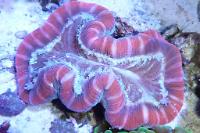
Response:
[[15, 1, 184, 130]]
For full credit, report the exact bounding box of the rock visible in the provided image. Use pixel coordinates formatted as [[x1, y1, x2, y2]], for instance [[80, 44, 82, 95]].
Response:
[[198, 1, 200, 21], [46, 3, 59, 12], [168, 32, 200, 93], [0, 121, 10, 133], [0, 91, 26, 116], [113, 17, 136, 38], [179, 90, 200, 133], [49, 118, 76, 133], [160, 24, 180, 39]]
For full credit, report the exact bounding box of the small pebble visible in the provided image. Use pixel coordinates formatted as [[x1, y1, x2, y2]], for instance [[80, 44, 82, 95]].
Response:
[[15, 30, 28, 39]]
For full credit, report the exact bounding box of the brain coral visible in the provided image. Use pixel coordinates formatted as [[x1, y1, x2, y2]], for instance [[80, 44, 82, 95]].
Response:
[[15, 1, 184, 130]]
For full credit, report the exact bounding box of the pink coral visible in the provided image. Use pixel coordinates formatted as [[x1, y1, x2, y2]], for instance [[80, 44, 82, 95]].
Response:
[[15, 1, 184, 130]]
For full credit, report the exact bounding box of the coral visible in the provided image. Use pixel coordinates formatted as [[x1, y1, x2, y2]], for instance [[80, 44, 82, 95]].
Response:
[[0, 91, 26, 116], [15, 1, 184, 130], [93, 121, 110, 133], [94, 125, 193, 133], [104, 130, 113, 133], [153, 126, 193, 133], [174, 126, 193, 133]]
